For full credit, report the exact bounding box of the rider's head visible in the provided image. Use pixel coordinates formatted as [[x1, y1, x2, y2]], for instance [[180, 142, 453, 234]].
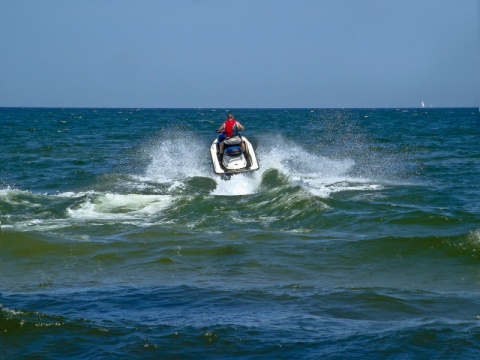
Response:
[[226, 113, 234, 120]]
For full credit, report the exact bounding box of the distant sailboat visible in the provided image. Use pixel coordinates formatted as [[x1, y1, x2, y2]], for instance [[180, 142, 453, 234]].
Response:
[[421, 101, 425, 108]]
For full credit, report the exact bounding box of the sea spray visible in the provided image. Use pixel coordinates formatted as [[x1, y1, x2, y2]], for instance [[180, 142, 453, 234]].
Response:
[[144, 134, 211, 182], [211, 173, 261, 196], [255, 134, 363, 197]]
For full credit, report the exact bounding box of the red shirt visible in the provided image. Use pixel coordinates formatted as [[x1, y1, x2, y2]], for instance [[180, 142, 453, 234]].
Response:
[[224, 119, 238, 138]]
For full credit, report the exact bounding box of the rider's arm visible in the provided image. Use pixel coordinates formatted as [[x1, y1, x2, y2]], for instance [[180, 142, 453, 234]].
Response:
[[236, 122, 245, 131], [216, 124, 225, 132]]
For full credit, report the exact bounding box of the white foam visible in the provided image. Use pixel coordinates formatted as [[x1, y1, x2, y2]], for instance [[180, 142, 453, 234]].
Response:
[[211, 173, 261, 196], [467, 229, 480, 247], [66, 192, 173, 221], [0, 187, 25, 197], [1, 190, 174, 232]]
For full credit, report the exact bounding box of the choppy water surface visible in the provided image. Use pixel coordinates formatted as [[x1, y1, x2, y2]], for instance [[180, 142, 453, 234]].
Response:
[[1, 108, 480, 358]]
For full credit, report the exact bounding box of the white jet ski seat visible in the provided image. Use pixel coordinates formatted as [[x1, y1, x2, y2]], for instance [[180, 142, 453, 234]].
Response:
[[224, 136, 242, 145]]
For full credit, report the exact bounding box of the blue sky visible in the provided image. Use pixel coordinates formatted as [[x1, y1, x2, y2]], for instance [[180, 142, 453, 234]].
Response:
[[1, 0, 477, 108]]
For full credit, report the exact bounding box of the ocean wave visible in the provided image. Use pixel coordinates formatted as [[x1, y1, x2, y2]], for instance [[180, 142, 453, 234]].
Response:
[[3, 284, 480, 358], [66, 192, 173, 221], [0, 189, 174, 232]]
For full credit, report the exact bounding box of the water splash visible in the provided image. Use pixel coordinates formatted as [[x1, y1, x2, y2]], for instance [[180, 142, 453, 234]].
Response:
[[138, 131, 388, 198], [211, 173, 261, 196], [143, 133, 211, 182], [254, 135, 373, 197]]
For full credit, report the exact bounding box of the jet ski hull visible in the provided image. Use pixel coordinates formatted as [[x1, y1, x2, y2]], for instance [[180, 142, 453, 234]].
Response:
[[210, 136, 259, 175]]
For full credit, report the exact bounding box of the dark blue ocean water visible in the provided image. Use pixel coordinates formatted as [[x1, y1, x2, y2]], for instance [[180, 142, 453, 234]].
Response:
[[1, 108, 480, 359]]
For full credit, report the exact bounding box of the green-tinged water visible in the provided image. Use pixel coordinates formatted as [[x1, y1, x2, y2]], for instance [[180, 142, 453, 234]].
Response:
[[1, 108, 480, 359]]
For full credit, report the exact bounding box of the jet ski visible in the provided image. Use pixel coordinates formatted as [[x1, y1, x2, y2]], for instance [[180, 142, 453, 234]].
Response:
[[210, 134, 259, 177]]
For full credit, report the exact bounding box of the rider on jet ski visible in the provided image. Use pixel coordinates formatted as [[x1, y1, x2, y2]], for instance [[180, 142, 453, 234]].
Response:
[[216, 113, 246, 155]]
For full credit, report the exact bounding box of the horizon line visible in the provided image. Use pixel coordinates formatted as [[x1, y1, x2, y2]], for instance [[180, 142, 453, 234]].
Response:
[[0, 106, 478, 110]]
